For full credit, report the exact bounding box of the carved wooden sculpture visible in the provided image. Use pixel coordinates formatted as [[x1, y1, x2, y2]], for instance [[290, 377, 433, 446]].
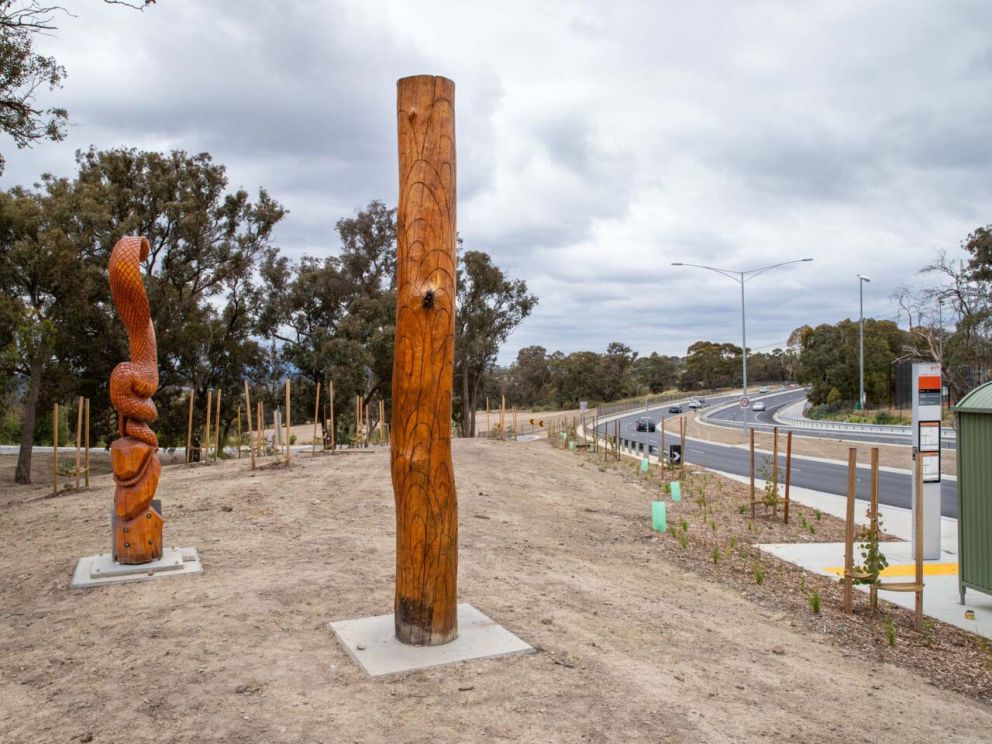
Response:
[[392, 75, 458, 645], [109, 236, 163, 564]]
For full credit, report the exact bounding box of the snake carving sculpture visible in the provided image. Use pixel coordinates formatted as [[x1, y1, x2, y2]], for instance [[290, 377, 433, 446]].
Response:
[[109, 236, 163, 564]]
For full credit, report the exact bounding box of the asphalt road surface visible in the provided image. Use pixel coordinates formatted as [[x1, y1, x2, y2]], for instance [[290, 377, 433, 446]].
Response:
[[702, 388, 928, 446], [596, 392, 958, 518]]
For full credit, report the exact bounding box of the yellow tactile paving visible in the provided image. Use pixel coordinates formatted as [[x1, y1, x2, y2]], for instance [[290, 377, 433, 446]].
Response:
[[825, 563, 958, 577]]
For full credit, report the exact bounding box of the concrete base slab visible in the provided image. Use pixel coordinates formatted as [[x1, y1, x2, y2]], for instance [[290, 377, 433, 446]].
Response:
[[329, 603, 534, 677], [759, 540, 992, 639], [71, 546, 203, 588]]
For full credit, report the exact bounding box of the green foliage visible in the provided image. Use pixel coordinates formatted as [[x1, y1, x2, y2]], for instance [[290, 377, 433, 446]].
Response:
[[753, 561, 765, 585], [792, 318, 911, 406], [0, 3, 68, 175], [809, 588, 821, 614], [455, 249, 537, 435], [711, 545, 720, 564], [852, 509, 889, 586], [886, 618, 897, 647]]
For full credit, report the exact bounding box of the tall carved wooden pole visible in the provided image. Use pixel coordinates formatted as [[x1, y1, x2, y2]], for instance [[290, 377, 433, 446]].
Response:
[[109, 236, 163, 564], [392, 75, 458, 645]]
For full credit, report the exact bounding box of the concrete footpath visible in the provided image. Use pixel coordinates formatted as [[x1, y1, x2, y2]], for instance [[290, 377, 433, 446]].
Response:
[[714, 470, 992, 639]]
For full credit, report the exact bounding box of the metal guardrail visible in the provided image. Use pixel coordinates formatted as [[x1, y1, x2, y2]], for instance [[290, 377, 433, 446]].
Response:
[[773, 400, 956, 440]]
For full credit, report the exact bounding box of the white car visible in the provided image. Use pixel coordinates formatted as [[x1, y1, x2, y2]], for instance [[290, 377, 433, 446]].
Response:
[[688, 399, 704, 409], [758, 386, 769, 394], [752, 401, 766, 412]]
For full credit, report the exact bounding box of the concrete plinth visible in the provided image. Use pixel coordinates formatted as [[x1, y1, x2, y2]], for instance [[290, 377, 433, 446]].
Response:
[[71, 546, 203, 588], [329, 603, 533, 677]]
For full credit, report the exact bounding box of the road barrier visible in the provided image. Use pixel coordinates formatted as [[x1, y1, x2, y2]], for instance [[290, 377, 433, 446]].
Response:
[[772, 398, 956, 440]]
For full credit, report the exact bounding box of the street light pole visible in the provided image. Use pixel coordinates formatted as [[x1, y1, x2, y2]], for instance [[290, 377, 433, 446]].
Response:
[[858, 275, 871, 410], [672, 258, 814, 439]]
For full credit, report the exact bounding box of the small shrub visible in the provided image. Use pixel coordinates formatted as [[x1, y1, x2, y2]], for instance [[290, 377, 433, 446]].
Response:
[[738, 505, 747, 515], [809, 589, 821, 614], [709, 519, 717, 532], [679, 518, 688, 533], [677, 531, 689, 549], [814, 509, 822, 521], [886, 619, 897, 647], [290, 434, 297, 445], [711, 545, 721, 564], [728, 536, 737, 551], [921, 619, 935, 644], [853, 508, 889, 586], [753, 562, 765, 585]]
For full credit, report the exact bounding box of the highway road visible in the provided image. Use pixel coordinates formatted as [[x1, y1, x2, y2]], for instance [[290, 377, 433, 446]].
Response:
[[595, 391, 958, 518], [703, 388, 927, 447]]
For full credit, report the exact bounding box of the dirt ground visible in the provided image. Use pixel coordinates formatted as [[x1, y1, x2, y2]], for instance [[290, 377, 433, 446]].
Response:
[[2, 440, 990, 743], [688, 411, 958, 476]]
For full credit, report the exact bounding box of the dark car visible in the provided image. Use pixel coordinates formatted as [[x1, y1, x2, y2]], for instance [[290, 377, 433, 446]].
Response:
[[635, 417, 656, 432], [668, 405, 683, 414]]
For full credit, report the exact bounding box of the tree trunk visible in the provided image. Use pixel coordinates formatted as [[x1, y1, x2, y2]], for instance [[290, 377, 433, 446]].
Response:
[[391, 75, 458, 646], [14, 352, 45, 484]]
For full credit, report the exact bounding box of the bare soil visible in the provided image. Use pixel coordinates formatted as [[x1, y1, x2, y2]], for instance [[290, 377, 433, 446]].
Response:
[[1, 439, 990, 743]]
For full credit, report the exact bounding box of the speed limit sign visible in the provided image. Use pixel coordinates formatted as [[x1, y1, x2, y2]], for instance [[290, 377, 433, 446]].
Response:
[[740, 397, 750, 409]]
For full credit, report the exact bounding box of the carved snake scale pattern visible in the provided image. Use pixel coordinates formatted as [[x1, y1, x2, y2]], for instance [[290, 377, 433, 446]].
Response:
[[109, 236, 159, 448]]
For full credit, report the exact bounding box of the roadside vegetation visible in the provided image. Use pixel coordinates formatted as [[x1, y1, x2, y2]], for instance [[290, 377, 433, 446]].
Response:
[[549, 428, 992, 704]]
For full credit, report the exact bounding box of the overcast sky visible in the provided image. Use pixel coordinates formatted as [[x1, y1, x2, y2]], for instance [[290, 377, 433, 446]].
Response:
[[4, 0, 991, 364]]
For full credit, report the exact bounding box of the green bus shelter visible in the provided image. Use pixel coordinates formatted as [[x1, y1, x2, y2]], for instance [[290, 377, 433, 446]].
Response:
[[955, 381, 992, 603]]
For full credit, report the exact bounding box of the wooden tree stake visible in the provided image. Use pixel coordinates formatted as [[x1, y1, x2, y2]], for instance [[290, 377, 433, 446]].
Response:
[[236, 404, 242, 459], [214, 388, 222, 462], [186, 389, 194, 464], [53, 402, 58, 497], [749, 428, 756, 519], [844, 448, 857, 613], [328, 380, 335, 451], [312, 381, 321, 454], [75, 395, 83, 490], [783, 431, 793, 524], [244, 381, 255, 470], [392, 74, 458, 646], [84, 398, 90, 489], [205, 389, 212, 465], [285, 378, 291, 464]]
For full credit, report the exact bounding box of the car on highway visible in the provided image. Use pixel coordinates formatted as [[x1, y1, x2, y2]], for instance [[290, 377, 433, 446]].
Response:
[[668, 404, 683, 414], [635, 417, 656, 432], [758, 386, 769, 394], [752, 401, 766, 412], [688, 399, 704, 409]]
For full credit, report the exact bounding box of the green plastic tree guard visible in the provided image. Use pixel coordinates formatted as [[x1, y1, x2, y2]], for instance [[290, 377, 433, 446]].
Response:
[[652, 501, 666, 533]]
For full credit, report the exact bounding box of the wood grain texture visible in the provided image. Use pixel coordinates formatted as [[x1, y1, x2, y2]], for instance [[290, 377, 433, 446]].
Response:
[[108, 236, 163, 564], [391, 75, 458, 646]]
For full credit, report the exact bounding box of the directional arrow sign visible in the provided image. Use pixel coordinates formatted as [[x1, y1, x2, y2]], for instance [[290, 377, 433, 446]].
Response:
[[740, 397, 750, 409], [668, 444, 682, 464]]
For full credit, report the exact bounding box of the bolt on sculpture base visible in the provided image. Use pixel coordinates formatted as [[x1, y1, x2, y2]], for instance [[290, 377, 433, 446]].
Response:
[[72, 546, 203, 588], [329, 603, 533, 677]]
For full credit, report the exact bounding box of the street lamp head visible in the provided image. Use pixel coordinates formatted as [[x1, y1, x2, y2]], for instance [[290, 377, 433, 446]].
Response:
[[858, 274, 872, 283], [671, 262, 683, 266], [801, 258, 814, 262]]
